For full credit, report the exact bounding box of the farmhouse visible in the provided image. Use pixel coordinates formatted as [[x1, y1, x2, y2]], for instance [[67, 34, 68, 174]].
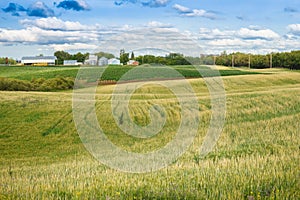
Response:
[[127, 60, 139, 66], [21, 56, 57, 66]]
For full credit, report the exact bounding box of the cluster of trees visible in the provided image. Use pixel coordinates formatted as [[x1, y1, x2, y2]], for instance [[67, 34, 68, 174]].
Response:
[[0, 57, 16, 65], [121, 52, 191, 65], [215, 51, 300, 69], [54, 51, 89, 65], [94, 52, 115, 59]]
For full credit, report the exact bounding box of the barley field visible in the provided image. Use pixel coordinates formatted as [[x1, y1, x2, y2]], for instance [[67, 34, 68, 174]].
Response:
[[0, 67, 299, 199]]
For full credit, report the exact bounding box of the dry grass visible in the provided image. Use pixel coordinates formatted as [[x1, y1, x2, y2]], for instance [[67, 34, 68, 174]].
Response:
[[0, 70, 299, 199]]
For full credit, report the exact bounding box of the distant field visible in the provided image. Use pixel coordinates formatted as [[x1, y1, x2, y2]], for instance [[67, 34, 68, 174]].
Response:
[[0, 69, 299, 199], [0, 65, 261, 82]]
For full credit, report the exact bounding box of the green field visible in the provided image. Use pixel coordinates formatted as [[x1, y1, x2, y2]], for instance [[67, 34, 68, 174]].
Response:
[[0, 65, 261, 81], [0, 66, 299, 199]]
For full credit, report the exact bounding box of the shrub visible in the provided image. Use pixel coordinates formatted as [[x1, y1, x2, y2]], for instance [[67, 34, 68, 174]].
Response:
[[0, 77, 74, 91]]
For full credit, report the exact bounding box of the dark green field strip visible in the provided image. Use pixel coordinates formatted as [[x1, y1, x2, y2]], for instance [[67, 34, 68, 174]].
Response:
[[0, 65, 262, 82]]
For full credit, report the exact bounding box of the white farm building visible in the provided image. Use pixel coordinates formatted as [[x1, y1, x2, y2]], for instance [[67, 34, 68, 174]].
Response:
[[85, 55, 98, 66], [63, 60, 82, 66], [98, 57, 108, 66], [21, 56, 57, 66], [108, 58, 121, 65]]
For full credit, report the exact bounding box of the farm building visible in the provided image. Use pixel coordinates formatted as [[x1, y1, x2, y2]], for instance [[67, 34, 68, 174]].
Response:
[[108, 58, 121, 65], [85, 54, 98, 66], [63, 60, 82, 66], [21, 56, 57, 66], [98, 57, 108, 66], [127, 60, 139, 66]]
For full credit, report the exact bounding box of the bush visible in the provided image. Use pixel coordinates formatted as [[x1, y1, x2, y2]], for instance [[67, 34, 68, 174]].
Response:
[[0, 77, 74, 91]]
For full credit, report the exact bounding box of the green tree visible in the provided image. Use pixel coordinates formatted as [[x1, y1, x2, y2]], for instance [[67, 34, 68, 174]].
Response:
[[54, 51, 71, 65], [131, 52, 135, 60], [120, 53, 129, 65], [72, 52, 89, 63], [0, 57, 16, 65], [95, 52, 115, 59]]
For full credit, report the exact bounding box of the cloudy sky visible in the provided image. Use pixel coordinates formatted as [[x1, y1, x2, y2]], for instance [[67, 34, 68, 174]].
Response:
[[0, 0, 300, 59]]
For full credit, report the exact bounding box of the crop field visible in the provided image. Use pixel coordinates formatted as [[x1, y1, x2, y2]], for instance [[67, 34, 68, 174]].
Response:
[[0, 65, 260, 81], [0, 66, 299, 199]]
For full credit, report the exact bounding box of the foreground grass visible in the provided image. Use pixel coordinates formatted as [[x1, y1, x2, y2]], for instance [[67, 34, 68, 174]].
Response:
[[0, 71, 299, 199]]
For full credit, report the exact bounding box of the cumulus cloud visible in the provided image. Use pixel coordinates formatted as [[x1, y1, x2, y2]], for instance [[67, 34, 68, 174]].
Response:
[[2, 2, 55, 18], [172, 4, 217, 20], [142, 0, 170, 8], [20, 17, 89, 31], [237, 28, 280, 40], [198, 27, 280, 41], [184, 9, 217, 19], [2, 3, 26, 16], [114, 0, 170, 8], [1, 15, 299, 56], [0, 27, 98, 45], [287, 24, 300, 36], [147, 21, 173, 28], [27, 1, 55, 18], [194, 26, 297, 54], [56, 0, 90, 11], [50, 43, 98, 51]]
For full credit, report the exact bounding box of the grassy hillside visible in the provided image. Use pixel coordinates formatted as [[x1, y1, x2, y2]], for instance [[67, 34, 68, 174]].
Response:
[[0, 69, 299, 199]]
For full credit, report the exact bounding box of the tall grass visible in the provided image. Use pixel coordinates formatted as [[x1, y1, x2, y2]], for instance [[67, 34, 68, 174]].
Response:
[[0, 70, 299, 199]]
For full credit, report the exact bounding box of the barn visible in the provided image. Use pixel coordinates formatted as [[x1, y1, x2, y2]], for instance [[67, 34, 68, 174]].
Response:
[[108, 58, 121, 65], [98, 57, 108, 66], [64, 60, 82, 66], [21, 56, 57, 66]]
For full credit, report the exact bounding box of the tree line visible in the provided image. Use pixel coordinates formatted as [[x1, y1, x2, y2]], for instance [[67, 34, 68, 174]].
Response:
[[120, 50, 300, 69], [215, 51, 300, 70], [0, 57, 16, 65]]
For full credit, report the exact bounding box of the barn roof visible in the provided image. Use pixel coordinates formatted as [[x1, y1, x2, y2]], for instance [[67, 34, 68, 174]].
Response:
[[21, 56, 57, 60]]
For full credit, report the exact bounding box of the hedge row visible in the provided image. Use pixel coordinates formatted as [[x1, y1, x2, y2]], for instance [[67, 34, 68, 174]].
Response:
[[0, 77, 74, 91]]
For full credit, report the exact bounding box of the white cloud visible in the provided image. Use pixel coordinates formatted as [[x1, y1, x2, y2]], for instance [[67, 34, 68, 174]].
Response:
[[20, 17, 90, 31], [1, 16, 300, 57], [172, 4, 217, 20], [0, 28, 38, 42], [196, 26, 299, 54], [182, 9, 216, 20], [147, 21, 173, 28], [173, 4, 190, 13], [77, 0, 90, 10], [0, 27, 98, 44], [198, 27, 280, 41], [50, 43, 98, 51], [208, 39, 246, 47], [287, 24, 300, 36], [237, 28, 280, 40]]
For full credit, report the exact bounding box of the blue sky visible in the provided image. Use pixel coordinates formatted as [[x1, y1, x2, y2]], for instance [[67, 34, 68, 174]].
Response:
[[0, 0, 300, 59]]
